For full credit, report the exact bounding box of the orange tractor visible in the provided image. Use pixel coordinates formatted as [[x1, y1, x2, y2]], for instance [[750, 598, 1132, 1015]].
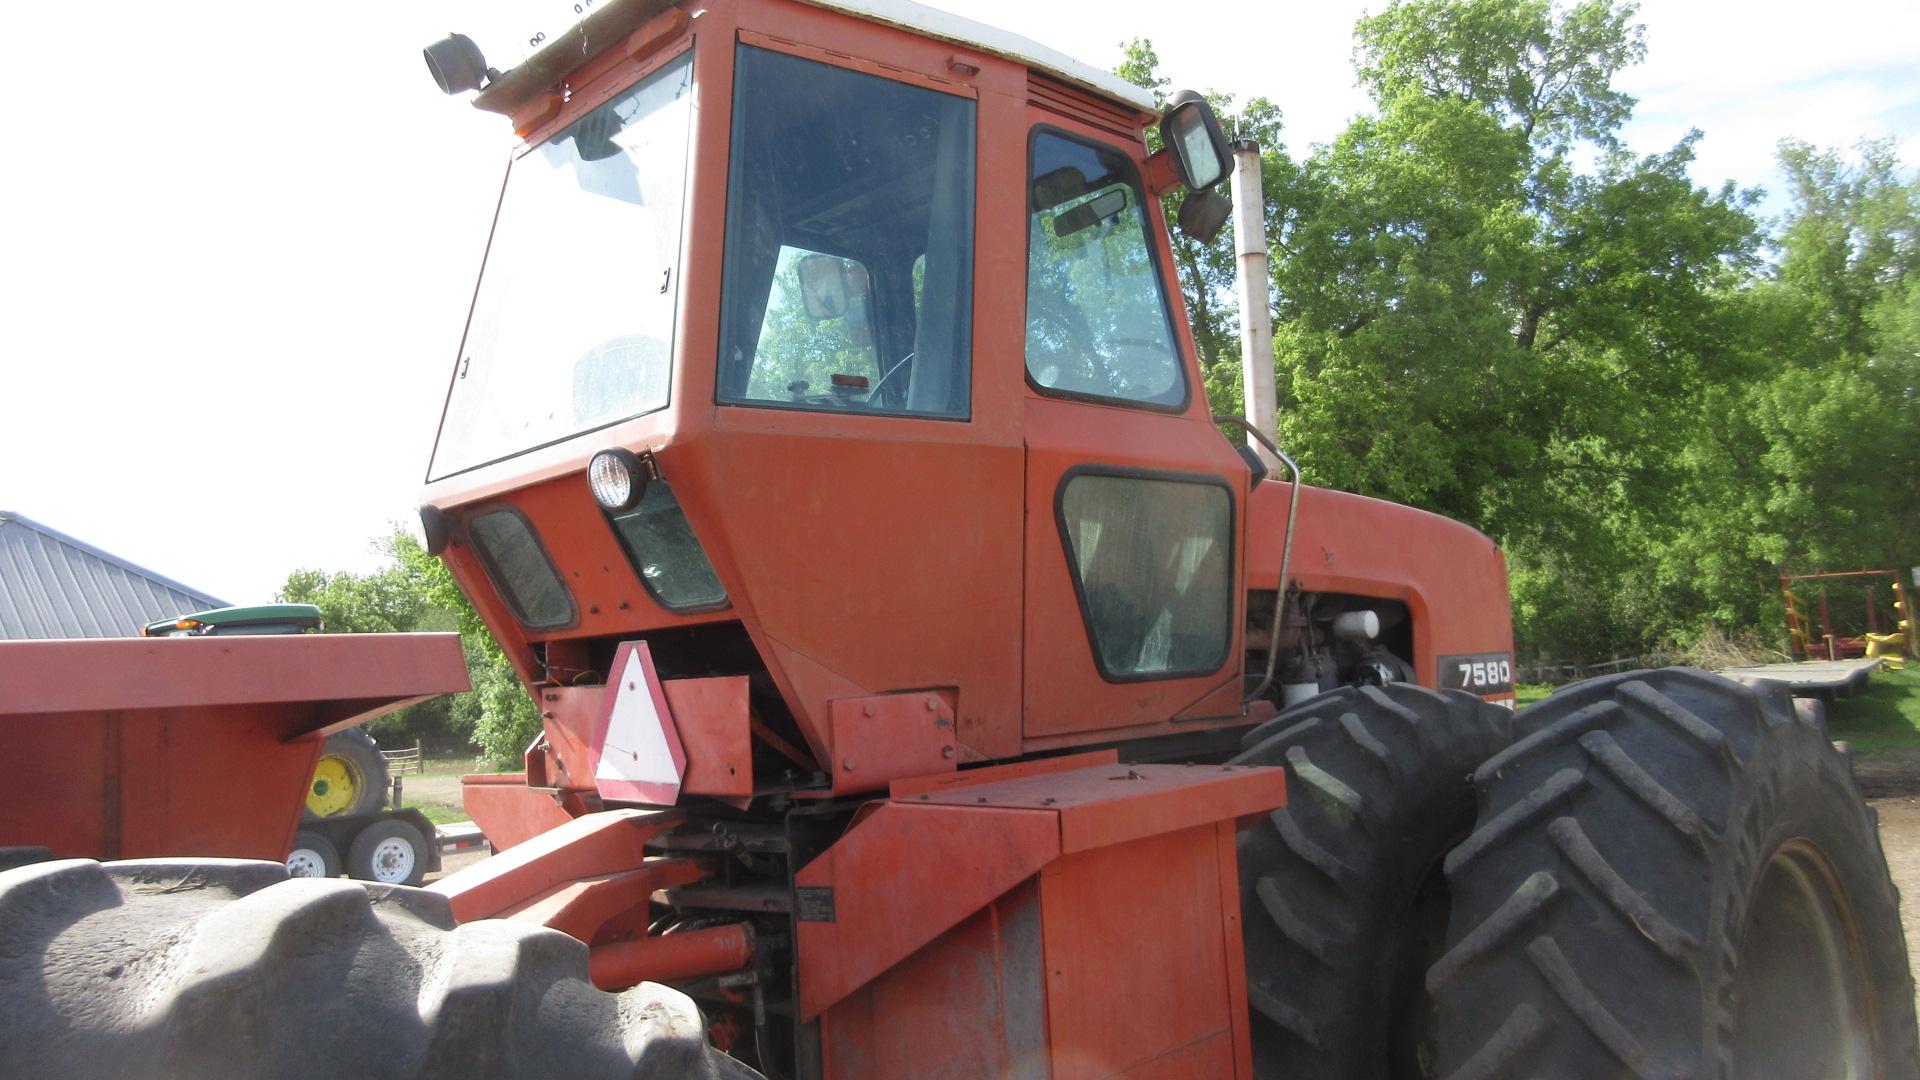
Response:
[[4, 0, 1914, 1077]]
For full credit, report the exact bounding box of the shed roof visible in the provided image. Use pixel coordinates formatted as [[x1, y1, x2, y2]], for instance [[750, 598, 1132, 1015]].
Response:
[[0, 512, 228, 640]]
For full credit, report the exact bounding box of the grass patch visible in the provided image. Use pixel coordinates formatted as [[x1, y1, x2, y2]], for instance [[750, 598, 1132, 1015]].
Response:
[[1824, 664, 1920, 761], [417, 754, 486, 778], [410, 802, 470, 826], [392, 753, 484, 826], [1515, 683, 1555, 707]]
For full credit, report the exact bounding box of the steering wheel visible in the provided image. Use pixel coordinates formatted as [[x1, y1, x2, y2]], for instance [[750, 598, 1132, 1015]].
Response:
[[785, 380, 857, 408], [864, 351, 914, 407]]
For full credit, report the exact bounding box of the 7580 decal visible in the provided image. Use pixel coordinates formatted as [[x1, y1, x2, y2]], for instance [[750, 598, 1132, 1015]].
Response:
[[1438, 652, 1514, 696]]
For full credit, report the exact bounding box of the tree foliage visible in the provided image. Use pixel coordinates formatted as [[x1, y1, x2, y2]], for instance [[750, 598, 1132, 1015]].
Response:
[[1126, 1, 1917, 662], [279, 528, 540, 764], [1658, 140, 1920, 635]]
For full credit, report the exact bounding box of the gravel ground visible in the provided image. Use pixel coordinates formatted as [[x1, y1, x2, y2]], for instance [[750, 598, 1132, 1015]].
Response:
[[1872, 795, 1920, 1015], [423, 845, 490, 884]]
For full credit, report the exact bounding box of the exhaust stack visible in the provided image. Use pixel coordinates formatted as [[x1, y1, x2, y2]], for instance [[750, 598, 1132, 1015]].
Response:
[[1230, 140, 1277, 467]]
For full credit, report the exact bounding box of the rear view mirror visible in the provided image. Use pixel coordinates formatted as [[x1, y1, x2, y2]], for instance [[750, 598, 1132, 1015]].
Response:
[[798, 254, 851, 320], [1178, 189, 1231, 244], [1032, 166, 1089, 212], [1053, 185, 1132, 238], [1160, 91, 1230, 192]]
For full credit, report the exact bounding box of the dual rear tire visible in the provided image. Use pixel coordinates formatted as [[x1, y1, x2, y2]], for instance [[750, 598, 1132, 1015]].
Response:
[[1231, 683, 1515, 1077], [1234, 670, 1918, 1079], [1425, 667, 1916, 1078]]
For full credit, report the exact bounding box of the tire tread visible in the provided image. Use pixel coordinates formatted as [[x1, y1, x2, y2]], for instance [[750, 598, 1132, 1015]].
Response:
[[0, 858, 754, 1080]]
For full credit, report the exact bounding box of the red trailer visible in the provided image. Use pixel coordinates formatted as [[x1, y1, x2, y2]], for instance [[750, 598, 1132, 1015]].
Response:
[[0, 632, 468, 864]]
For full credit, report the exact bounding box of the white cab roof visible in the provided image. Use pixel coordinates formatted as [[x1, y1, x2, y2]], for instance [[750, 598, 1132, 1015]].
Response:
[[802, 0, 1160, 113]]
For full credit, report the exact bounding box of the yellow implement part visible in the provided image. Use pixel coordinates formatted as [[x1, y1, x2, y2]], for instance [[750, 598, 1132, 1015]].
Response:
[[306, 753, 363, 817], [1865, 632, 1907, 671]]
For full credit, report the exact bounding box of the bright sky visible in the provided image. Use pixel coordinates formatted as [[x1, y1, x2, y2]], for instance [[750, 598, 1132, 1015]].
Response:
[[2, 0, 1914, 606]]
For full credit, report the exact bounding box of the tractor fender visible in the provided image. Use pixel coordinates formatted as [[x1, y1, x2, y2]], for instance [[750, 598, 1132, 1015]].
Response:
[[1246, 480, 1513, 692]]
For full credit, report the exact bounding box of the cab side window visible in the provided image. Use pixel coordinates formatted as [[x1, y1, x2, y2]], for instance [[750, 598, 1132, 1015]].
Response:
[[1025, 131, 1187, 409]]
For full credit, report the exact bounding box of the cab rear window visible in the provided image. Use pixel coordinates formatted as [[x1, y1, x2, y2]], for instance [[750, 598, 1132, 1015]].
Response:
[[716, 45, 976, 418]]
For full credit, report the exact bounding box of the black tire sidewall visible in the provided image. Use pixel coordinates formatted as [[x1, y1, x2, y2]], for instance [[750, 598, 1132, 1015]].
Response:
[[1231, 684, 1516, 1078], [1710, 712, 1917, 1075]]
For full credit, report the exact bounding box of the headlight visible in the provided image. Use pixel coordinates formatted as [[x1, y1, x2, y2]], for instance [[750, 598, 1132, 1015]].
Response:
[[588, 448, 647, 511]]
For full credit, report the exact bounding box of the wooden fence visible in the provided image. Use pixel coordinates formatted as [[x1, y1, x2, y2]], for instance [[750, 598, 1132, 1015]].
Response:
[[1516, 652, 1677, 687]]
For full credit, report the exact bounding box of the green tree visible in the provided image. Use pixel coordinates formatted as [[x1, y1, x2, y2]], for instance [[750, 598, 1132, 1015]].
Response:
[[1117, 4, 1917, 665], [1267, 0, 1761, 659], [1774, 139, 1919, 361], [1656, 140, 1920, 638], [279, 528, 541, 764]]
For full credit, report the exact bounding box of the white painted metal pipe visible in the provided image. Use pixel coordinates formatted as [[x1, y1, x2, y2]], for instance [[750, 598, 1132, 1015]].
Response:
[[1332, 610, 1381, 642], [1230, 140, 1277, 468]]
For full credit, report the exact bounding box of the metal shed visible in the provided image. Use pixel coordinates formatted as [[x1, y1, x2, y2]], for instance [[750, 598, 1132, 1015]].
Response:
[[0, 512, 227, 639]]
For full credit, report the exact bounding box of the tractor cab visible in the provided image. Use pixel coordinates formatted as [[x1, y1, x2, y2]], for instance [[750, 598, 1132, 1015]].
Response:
[[420, 0, 1515, 817], [420, 0, 1272, 799]]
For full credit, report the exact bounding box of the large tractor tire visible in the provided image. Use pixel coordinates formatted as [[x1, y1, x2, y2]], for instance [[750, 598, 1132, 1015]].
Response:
[[1230, 683, 1518, 1078], [1427, 668, 1919, 1079], [0, 857, 758, 1080], [306, 726, 390, 820]]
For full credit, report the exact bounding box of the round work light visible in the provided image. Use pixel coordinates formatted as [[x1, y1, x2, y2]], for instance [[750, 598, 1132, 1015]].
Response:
[[418, 504, 454, 556], [589, 448, 647, 511], [423, 33, 489, 96]]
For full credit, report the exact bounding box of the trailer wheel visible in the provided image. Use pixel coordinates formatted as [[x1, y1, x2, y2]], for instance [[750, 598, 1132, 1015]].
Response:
[[286, 831, 341, 879], [0, 858, 759, 1080], [1229, 683, 1516, 1078], [305, 727, 389, 820], [1426, 668, 1919, 1079], [347, 818, 428, 886]]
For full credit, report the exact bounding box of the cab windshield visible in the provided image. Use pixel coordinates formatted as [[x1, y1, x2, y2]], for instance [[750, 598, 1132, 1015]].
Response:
[[430, 52, 695, 480]]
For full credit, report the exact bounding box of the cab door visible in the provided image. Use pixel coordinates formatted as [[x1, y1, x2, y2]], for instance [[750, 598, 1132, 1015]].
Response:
[[1018, 117, 1250, 744], [689, 22, 1030, 764]]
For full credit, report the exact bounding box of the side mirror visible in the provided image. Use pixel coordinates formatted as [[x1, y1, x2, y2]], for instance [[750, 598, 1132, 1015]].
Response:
[[1177, 189, 1231, 244], [1160, 91, 1230, 192], [798, 254, 851, 320]]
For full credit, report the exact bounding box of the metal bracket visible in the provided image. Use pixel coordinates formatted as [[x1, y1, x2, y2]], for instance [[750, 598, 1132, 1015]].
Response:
[[1213, 415, 1302, 704]]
